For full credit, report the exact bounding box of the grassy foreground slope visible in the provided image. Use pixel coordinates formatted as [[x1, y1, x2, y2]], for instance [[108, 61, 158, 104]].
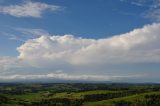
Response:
[[84, 91, 160, 106]]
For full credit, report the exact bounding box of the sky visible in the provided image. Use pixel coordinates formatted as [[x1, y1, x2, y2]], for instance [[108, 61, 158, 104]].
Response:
[[0, 0, 160, 82]]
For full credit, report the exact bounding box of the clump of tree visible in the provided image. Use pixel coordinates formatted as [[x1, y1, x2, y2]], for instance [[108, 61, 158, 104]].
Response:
[[0, 94, 9, 104], [83, 90, 145, 102], [19, 98, 84, 106]]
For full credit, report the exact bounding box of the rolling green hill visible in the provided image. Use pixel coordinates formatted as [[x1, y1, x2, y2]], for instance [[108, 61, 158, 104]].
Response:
[[0, 83, 160, 106]]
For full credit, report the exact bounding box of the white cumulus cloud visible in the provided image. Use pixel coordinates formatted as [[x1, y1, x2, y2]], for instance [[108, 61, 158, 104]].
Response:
[[17, 23, 160, 66], [0, 23, 160, 81]]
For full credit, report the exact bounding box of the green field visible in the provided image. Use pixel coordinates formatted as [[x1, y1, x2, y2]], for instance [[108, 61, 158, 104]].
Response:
[[0, 83, 160, 106], [84, 91, 160, 106]]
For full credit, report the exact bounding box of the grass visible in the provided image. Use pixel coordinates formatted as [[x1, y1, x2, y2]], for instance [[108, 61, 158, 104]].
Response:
[[1, 92, 44, 106], [12, 93, 42, 101], [51, 90, 121, 99], [83, 91, 160, 106]]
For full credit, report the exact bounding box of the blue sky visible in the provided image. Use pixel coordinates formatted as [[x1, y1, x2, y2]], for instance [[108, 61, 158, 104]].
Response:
[[0, 0, 152, 56], [0, 0, 160, 82]]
